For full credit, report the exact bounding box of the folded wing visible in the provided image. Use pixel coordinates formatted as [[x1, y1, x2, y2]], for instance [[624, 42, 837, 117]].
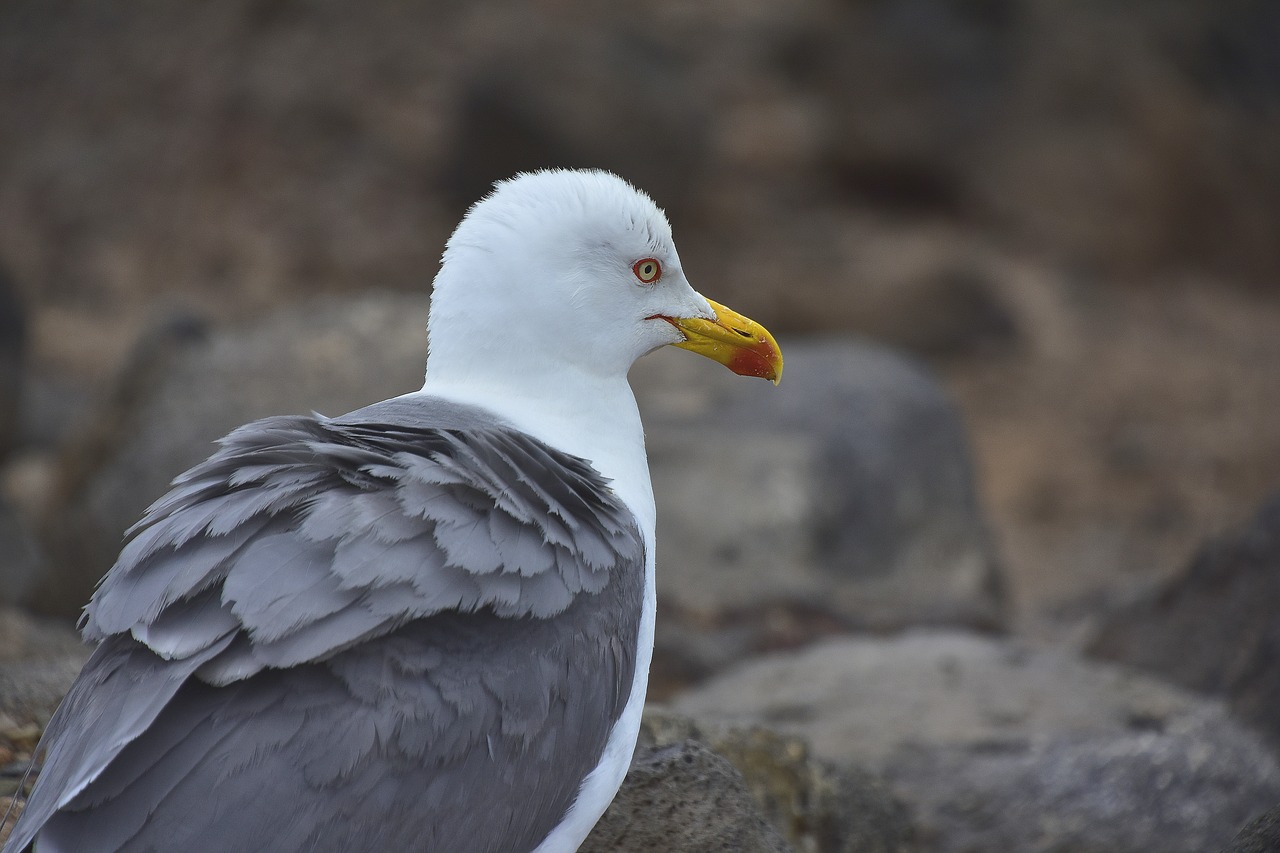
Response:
[[5, 399, 644, 853]]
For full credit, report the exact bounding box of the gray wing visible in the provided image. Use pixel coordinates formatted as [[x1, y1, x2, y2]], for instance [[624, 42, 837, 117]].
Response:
[[4, 397, 645, 853]]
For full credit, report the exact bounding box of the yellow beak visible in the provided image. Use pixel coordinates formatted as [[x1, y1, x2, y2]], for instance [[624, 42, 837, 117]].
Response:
[[657, 298, 783, 384]]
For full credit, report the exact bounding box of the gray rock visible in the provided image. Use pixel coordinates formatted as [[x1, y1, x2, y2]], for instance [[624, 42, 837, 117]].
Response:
[[0, 499, 42, 609], [582, 739, 792, 853], [0, 606, 83, 666], [1088, 491, 1280, 749], [673, 631, 1280, 853], [0, 656, 85, 736], [0, 606, 88, 731], [645, 425, 818, 614], [891, 731, 1278, 853], [639, 709, 917, 853], [440, 12, 709, 226], [634, 338, 1005, 633], [27, 294, 430, 615], [0, 262, 24, 462], [0, 606, 87, 801]]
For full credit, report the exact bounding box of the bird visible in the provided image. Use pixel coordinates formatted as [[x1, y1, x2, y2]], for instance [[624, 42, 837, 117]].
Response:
[[1, 169, 782, 853]]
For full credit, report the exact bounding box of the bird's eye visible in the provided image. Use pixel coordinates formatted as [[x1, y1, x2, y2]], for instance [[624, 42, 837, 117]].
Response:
[[632, 258, 662, 284]]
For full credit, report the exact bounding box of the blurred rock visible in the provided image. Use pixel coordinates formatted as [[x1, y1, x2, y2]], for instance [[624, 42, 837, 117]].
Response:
[[0, 262, 24, 462], [648, 601, 855, 701], [1088, 491, 1280, 748], [0, 654, 84, 737], [634, 339, 1005, 636], [638, 709, 917, 853], [0, 605, 86, 794], [440, 11, 709, 224], [793, 0, 1280, 284], [19, 313, 210, 612], [890, 727, 1279, 853], [0, 497, 42, 608], [672, 631, 1280, 853], [29, 294, 430, 615], [0, 799, 20, 848], [829, 222, 1020, 357], [0, 606, 83, 667], [583, 739, 793, 853], [2, 0, 1278, 344], [1222, 804, 1280, 853]]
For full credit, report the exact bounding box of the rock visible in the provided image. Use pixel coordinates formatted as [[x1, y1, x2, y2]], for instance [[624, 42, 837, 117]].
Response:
[[638, 709, 917, 853], [440, 9, 710, 226], [672, 631, 1280, 853], [0, 262, 24, 462], [1221, 804, 1280, 853], [0, 656, 84, 735], [696, 202, 1027, 355], [0, 606, 83, 666], [582, 739, 793, 853], [633, 338, 1005, 637], [0, 798, 23, 849], [0, 607, 87, 733], [797, 0, 1280, 283], [0, 607, 87, 800], [595, 708, 915, 853], [28, 294, 430, 616], [891, 728, 1278, 853], [1088, 491, 1280, 748], [0, 498, 42, 609], [4, 0, 1280, 347]]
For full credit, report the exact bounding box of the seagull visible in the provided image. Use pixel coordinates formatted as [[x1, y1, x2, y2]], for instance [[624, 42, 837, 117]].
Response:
[[2, 169, 782, 853]]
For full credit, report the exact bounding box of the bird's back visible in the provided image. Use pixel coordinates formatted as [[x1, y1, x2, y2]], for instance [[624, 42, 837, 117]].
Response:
[[5, 396, 645, 853]]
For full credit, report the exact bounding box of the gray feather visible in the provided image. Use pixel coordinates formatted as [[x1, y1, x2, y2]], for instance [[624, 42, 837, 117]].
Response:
[[2, 633, 236, 853], [37, 572, 642, 853], [329, 534, 444, 590], [6, 395, 646, 853], [131, 590, 238, 660]]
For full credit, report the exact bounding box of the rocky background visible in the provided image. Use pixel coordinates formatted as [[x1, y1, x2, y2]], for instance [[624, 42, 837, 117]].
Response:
[[2, 1, 1279, 850]]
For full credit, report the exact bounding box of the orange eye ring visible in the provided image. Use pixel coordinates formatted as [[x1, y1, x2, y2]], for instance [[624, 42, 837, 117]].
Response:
[[632, 257, 662, 284]]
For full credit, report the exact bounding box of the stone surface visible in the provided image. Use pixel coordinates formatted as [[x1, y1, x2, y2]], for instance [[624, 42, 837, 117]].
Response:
[[582, 739, 793, 853], [1088, 491, 1280, 748], [634, 339, 1005, 633], [673, 631, 1280, 853], [0, 606, 83, 667], [0, 798, 23, 850], [890, 729, 1279, 853], [0, 262, 23, 462], [3, 0, 1279, 323], [0, 498, 42, 609], [639, 709, 917, 853], [0, 607, 87, 804], [0, 607, 87, 732]]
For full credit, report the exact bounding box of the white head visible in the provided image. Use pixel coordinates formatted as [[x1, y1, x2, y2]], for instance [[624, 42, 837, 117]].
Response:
[[424, 169, 781, 394]]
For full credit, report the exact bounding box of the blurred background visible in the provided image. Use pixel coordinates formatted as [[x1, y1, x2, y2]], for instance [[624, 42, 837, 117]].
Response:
[[1, 1, 1279, 849]]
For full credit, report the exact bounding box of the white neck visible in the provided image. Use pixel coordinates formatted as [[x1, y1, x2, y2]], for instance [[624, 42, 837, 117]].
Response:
[[418, 367, 656, 537]]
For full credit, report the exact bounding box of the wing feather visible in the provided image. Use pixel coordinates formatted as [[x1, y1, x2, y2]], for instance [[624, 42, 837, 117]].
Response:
[[7, 398, 645, 852]]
